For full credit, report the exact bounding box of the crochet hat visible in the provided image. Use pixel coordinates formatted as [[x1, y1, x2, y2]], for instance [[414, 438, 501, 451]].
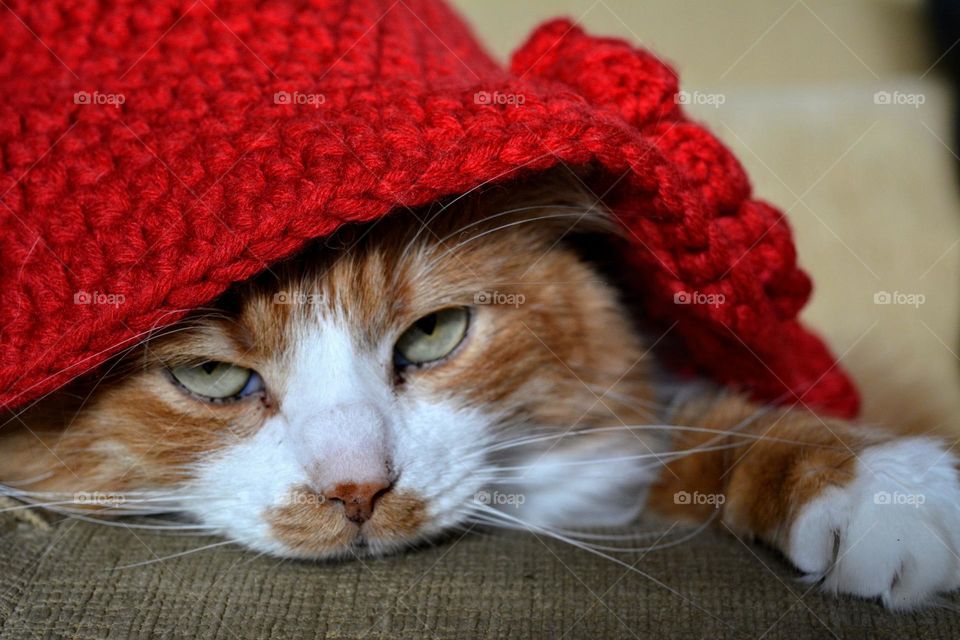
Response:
[[0, 0, 859, 417]]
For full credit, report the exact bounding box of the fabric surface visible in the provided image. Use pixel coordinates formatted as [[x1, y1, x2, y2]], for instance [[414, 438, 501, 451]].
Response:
[[1, 513, 958, 639], [0, 0, 858, 416]]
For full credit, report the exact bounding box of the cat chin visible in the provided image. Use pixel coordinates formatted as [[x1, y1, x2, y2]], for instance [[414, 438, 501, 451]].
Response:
[[235, 531, 431, 561]]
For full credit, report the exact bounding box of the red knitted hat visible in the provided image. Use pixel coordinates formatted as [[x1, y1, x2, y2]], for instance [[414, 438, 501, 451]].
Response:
[[0, 0, 859, 417]]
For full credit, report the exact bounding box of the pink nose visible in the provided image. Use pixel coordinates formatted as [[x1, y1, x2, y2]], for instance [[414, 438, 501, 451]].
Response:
[[324, 482, 390, 524]]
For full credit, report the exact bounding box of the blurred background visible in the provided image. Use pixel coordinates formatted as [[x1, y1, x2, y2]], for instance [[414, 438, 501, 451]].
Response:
[[454, 0, 960, 429]]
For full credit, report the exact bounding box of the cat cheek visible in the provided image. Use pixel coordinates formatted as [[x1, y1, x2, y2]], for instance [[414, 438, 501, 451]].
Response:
[[264, 485, 357, 555]]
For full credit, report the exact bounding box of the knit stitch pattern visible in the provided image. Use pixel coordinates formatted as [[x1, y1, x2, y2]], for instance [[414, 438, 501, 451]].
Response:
[[0, 0, 859, 416]]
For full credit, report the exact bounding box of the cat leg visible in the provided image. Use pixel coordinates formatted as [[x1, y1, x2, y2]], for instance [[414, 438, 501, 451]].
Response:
[[646, 393, 960, 609]]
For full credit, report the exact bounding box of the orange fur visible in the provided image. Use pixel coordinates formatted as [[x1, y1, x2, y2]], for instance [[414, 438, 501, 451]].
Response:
[[2, 168, 942, 582], [644, 392, 956, 550], [0, 170, 653, 542]]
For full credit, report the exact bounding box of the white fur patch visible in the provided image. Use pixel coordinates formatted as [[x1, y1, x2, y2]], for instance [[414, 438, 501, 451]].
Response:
[[787, 437, 960, 609], [491, 434, 656, 528], [183, 318, 504, 556], [178, 310, 664, 558]]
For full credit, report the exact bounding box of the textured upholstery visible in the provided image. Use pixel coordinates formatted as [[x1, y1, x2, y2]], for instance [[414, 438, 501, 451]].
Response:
[[1, 514, 957, 639]]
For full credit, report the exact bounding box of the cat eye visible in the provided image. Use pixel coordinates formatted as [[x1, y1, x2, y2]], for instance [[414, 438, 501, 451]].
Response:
[[169, 361, 263, 400], [395, 307, 469, 367]]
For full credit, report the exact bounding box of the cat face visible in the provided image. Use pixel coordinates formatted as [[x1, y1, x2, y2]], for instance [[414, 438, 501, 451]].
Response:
[[1, 175, 664, 558]]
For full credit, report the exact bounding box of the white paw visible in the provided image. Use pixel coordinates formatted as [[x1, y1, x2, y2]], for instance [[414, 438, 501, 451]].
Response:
[[786, 437, 960, 609]]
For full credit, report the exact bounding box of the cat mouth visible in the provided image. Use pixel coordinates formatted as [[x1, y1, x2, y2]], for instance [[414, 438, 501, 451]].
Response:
[[347, 535, 370, 552], [261, 484, 430, 558]]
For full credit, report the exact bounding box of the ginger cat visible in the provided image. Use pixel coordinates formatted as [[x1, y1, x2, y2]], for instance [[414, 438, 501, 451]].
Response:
[[3, 171, 958, 610]]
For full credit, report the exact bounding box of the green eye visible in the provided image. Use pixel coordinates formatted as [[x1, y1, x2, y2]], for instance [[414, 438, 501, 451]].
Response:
[[395, 307, 469, 366], [170, 361, 261, 399]]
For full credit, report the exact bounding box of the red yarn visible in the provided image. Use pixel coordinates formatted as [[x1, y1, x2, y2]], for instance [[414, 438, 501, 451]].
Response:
[[0, 0, 859, 417]]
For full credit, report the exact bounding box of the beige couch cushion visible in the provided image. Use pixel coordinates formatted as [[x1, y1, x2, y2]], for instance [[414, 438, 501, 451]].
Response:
[[1, 516, 958, 639]]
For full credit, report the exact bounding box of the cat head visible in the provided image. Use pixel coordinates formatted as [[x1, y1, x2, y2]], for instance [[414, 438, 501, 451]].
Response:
[[2, 171, 663, 558]]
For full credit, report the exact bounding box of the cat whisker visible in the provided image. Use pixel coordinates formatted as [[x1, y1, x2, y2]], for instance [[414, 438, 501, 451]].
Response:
[[487, 442, 758, 472], [465, 504, 731, 629], [466, 510, 716, 553], [0, 488, 210, 501], [0, 499, 90, 514], [11, 501, 220, 531], [461, 503, 708, 543], [425, 213, 606, 269], [485, 424, 845, 453], [401, 147, 577, 249], [426, 204, 588, 255], [61, 516, 218, 532], [110, 539, 236, 570]]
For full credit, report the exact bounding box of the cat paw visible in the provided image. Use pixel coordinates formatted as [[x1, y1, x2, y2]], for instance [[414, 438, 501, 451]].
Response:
[[786, 437, 960, 609]]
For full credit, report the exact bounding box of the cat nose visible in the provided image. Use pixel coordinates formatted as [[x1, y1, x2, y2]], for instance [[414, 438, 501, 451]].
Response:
[[324, 481, 391, 524]]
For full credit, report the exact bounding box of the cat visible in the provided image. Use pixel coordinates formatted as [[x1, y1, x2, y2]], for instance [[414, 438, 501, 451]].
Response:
[[2, 169, 958, 610]]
